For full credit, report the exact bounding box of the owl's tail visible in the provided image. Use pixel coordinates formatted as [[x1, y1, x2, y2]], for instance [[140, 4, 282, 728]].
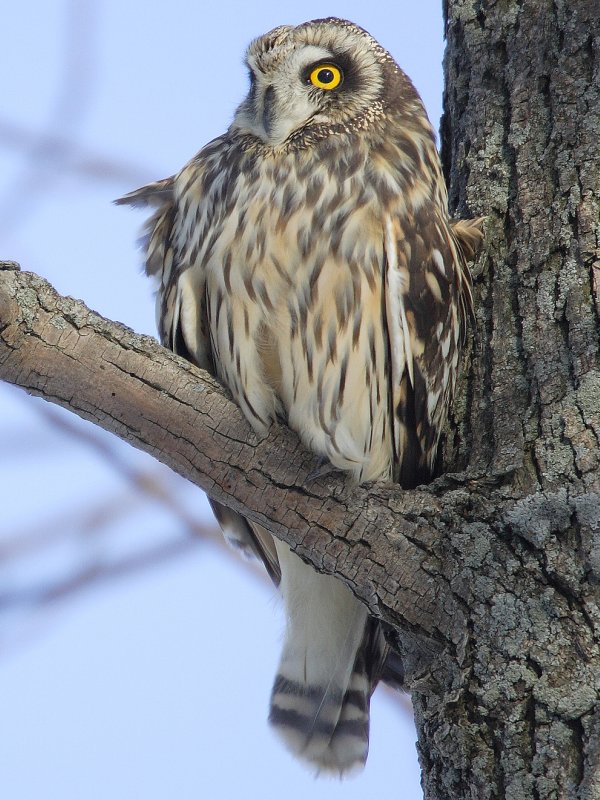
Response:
[[269, 542, 386, 775]]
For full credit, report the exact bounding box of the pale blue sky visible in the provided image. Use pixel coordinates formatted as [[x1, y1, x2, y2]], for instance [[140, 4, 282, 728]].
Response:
[[0, 2, 445, 797]]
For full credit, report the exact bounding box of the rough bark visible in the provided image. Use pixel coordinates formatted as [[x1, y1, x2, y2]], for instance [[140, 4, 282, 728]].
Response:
[[416, 0, 600, 797], [0, 261, 468, 656], [0, 1, 599, 796]]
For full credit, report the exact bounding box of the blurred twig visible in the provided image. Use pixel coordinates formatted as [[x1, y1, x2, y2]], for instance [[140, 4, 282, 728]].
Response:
[[0, 478, 209, 560], [36, 404, 213, 539], [0, 396, 270, 616], [0, 536, 199, 610], [0, 0, 98, 233], [0, 117, 156, 188]]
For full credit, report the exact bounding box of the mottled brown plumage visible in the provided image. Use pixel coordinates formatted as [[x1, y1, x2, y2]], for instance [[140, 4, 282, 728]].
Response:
[[118, 17, 483, 775]]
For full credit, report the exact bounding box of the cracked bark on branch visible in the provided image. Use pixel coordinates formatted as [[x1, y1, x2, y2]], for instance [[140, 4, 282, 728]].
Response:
[[0, 262, 468, 655]]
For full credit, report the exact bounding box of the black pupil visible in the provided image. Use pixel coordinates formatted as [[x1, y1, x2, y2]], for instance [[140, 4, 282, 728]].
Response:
[[317, 68, 334, 84]]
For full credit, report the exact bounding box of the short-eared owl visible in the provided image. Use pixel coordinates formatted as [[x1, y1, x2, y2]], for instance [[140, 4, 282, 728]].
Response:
[[118, 17, 482, 775]]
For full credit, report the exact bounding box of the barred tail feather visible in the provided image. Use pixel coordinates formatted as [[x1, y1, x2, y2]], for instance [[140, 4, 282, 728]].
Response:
[[269, 669, 370, 775], [269, 542, 384, 775]]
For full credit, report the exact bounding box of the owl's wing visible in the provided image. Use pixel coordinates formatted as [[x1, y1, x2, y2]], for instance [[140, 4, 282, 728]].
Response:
[[116, 177, 207, 360], [116, 178, 282, 584], [384, 212, 482, 486]]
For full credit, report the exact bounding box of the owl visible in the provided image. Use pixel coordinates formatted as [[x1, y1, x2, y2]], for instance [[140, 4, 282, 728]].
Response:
[[117, 17, 483, 775]]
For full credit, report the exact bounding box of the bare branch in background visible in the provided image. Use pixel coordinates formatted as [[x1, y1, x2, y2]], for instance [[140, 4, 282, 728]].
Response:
[[0, 117, 155, 188], [0, 0, 98, 233], [35, 403, 214, 538], [0, 402, 271, 617], [0, 536, 200, 610]]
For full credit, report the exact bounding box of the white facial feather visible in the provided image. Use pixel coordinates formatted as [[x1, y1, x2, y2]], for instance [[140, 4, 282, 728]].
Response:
[[231, 23, 384, 146]]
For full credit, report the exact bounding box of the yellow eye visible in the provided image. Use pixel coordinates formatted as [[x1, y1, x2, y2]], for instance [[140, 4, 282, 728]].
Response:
[[309, 63, 343, 90]]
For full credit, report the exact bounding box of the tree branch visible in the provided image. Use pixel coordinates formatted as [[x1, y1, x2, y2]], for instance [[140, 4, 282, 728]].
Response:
[[2, 261, 597, 708], [0, 262, 471, 648]]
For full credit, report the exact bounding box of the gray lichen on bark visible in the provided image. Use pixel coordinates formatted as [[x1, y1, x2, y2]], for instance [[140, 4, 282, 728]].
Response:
[[415, 1, 600, 797]]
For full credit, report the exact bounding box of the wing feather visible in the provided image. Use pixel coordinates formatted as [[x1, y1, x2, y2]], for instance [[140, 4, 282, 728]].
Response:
[[116, 174, 282, 585], [384, 210, 482, 484], [115, 177, 174, 209], [384, 218, 413, 388]]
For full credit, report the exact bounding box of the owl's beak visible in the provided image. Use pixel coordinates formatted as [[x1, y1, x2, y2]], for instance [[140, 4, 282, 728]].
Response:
[[232, 81, 307, 146]]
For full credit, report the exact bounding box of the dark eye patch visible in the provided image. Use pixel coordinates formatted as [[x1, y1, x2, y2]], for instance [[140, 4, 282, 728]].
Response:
[[302, 51, 357, 92]]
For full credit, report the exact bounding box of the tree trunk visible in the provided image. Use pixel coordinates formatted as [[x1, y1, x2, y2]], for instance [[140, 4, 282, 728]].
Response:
[[411, 1, 600, 796]]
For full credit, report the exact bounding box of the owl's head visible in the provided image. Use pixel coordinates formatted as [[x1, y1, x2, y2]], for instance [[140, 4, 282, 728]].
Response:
[[231, 18, 421, 148]]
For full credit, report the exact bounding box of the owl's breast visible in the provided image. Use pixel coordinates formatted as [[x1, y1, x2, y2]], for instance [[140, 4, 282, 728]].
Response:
[[179, 143, 394, 480]]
